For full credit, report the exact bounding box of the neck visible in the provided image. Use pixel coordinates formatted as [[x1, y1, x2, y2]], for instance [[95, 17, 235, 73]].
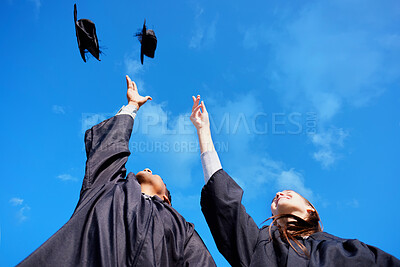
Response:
[[140, 184, 161, 199], [276, 211, 307, 227]]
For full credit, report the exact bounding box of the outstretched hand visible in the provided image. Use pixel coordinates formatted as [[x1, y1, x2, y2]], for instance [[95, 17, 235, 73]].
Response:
[[190, 95, 215, 153], [126, 75, 152, 109], [190, 95, 210, 131]]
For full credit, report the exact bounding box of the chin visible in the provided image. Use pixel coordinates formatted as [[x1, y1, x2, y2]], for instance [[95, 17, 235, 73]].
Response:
[[276, 204, 295, 215], [136, 172, 149, 184]]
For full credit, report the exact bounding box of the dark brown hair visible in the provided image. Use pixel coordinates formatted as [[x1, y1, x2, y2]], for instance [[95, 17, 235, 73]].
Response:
[[166, 188, 172, 205], [264, 192, 323, 258]]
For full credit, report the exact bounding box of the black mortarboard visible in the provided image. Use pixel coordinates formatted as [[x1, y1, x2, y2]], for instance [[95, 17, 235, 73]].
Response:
[[136, 20, 157, 65], [74, 4, 101, 62]]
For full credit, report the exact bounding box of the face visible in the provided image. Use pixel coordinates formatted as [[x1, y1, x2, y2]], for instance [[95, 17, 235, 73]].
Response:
[[136, 168, 169, 203], [270, 190, 314, 219]]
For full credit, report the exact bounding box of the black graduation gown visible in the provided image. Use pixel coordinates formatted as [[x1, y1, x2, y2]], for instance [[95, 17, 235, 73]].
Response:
[[18, 114, 216, 267], [201, 169, 400, 267]]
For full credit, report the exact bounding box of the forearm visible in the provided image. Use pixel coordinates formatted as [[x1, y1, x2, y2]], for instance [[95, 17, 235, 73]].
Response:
[[197, 127, 222, 183], [197, 128, 215, 154]]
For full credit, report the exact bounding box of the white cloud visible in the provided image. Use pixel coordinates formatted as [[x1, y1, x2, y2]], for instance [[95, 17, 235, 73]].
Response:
[[28, 0, 41, 18], [240, 25, 271, 50], [57, 174, 78, 182], [336, 198, 360, 209], [313, 150, 335, 168], [52, 105, 66, 114], [310, 93, 341, 121], [9, 197, 24, 206], [189, 20, 217, 49], [17, 206, 31, 222], [267, 9, 391, 120], [189, 30, 204, 49], [208, 94, 314, 200], [229, 156, 314, 202], [10, 197, 30, 222], [346, 199, 359, 208], [276, 169, 313, 200], [124, 56, 143, 77], [28, 0, 41, 9], [242, 1, 400, 167], [124, 54, 146, 93], [189, 6, 217, 49], [194, 5, 204, 18], [310, 128, 348, 168]]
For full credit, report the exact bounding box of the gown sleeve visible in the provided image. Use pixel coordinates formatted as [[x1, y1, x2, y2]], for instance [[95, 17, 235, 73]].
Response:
[[183, 229, 216, 267], [312, 234, 400, 266], [80, 114, 134, 195], [201, 169, 260, 267], [364, 242, 400, 266]]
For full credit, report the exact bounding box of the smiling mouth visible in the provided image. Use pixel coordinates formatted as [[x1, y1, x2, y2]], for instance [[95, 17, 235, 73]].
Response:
[[277, 196, 291, 203]]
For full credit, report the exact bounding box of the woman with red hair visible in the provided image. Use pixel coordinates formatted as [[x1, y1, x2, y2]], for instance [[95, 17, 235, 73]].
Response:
[[190, 95, 399, 267]]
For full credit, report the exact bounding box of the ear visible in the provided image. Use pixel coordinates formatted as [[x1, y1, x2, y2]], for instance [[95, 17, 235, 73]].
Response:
[[163, 195, 171, 205]]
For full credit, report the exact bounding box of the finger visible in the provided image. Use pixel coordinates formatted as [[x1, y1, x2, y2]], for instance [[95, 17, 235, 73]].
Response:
[[131, 80, 137, 92], [192, 104, 202, 116], [191, 96, 197, 111], [126, 75, 132, 89], [141, 96, 152, 105], [192, 96, 200, 111], [201, 101, 207, 113], [192, 96, 198, 111]]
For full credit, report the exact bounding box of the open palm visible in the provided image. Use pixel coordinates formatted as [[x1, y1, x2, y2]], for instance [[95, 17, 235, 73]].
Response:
[[126, 75, 152, 108]]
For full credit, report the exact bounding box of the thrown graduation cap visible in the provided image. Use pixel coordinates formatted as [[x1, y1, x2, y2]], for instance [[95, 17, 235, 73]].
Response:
[[136, 20, 157, 65], [74, 4, 101, 62]]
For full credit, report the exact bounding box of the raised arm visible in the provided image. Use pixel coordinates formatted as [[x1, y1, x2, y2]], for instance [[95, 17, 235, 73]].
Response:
[[190, 95, 215, 154], [190, 95, 222, 182], [190, 96, 260, 266], [79, 76, 152, 195]]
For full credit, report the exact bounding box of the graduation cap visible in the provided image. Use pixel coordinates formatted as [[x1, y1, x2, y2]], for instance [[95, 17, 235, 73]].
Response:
[[136, 20, 157, 65], [74, 4, 101, 62]]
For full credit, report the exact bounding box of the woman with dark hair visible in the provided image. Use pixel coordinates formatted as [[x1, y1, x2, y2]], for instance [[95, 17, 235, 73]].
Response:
[[190, 95, 400, 267]]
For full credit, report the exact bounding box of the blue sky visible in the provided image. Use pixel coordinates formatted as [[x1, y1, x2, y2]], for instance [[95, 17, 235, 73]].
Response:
[[1, 0, 400, 265]]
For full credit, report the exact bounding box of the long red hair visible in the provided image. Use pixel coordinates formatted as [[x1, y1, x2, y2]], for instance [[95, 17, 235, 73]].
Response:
[[264, 192, 323, 258]]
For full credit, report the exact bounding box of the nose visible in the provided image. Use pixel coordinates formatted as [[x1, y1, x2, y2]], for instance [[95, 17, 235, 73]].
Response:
[[144, 168, 152, 174], [274, 192, 285, 201]]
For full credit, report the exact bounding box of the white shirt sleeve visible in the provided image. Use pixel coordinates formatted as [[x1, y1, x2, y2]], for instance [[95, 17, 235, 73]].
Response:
[[116, 104, 138, 119], [201, 150, 222, 183]]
